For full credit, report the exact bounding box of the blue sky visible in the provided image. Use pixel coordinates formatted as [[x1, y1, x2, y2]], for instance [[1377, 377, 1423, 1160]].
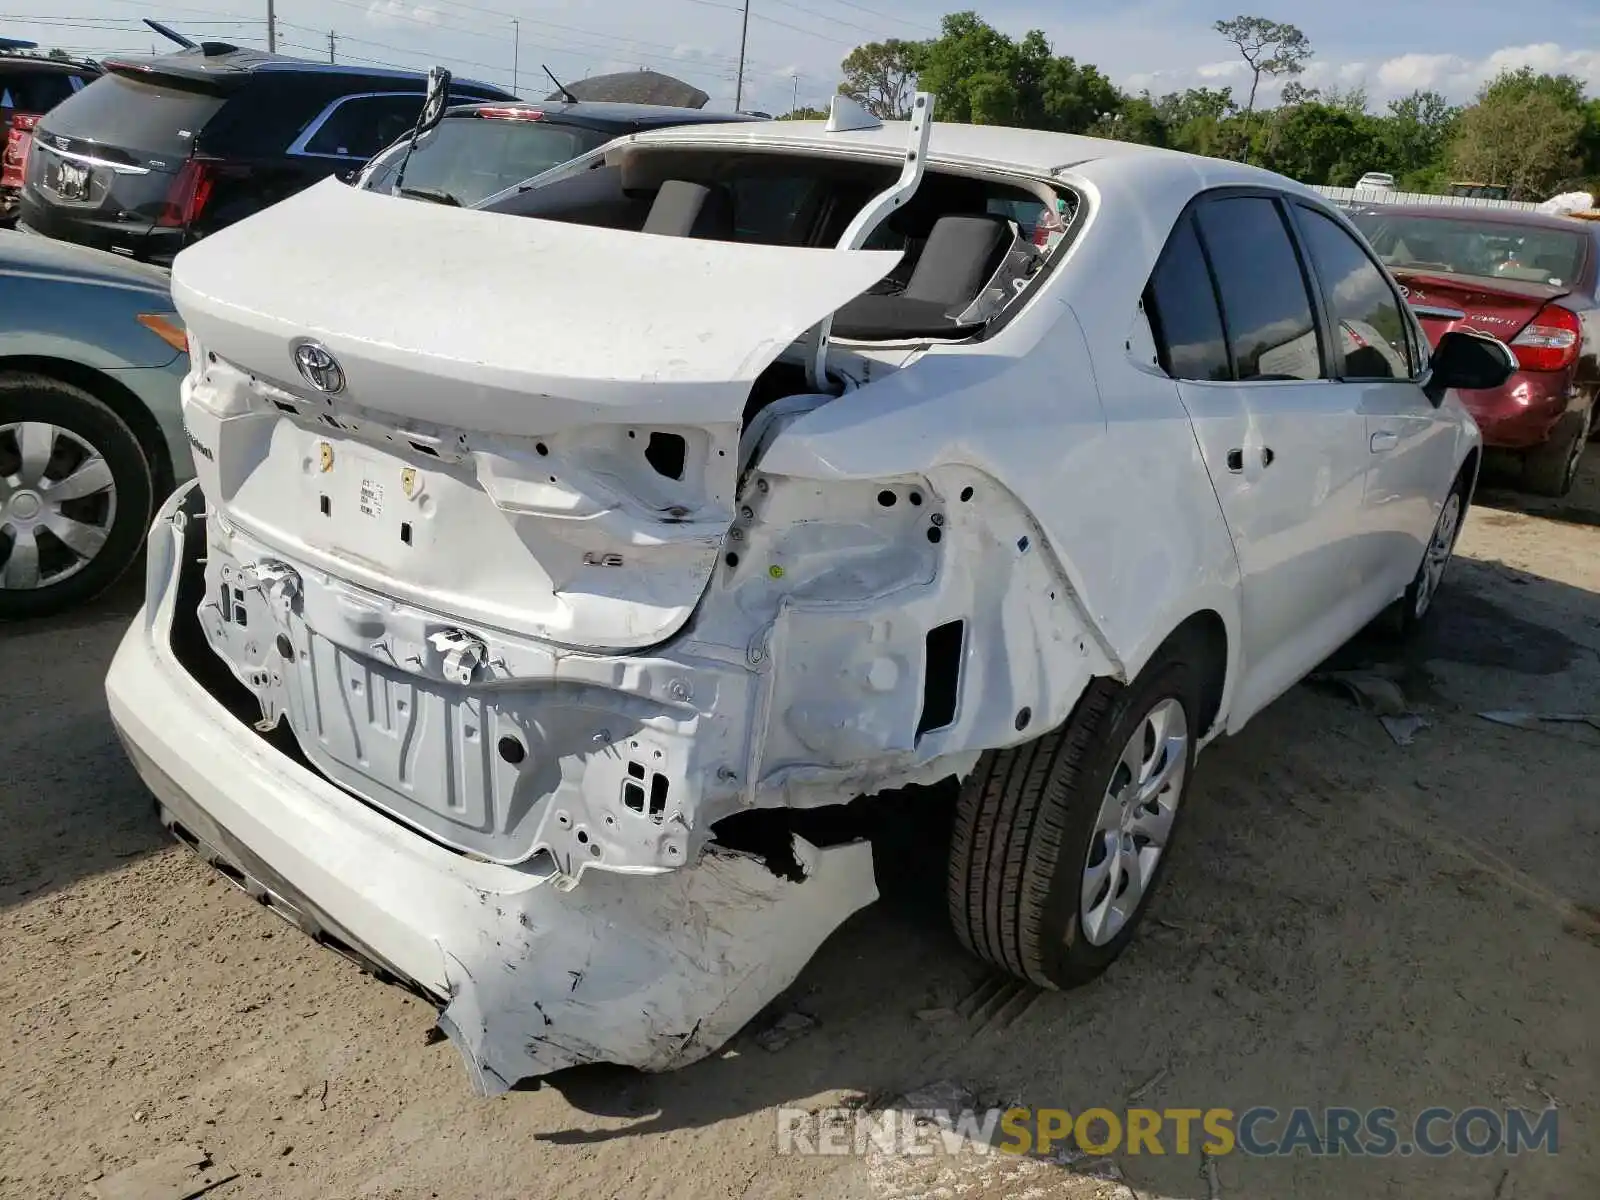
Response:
[[10, 0, 1600, 116]]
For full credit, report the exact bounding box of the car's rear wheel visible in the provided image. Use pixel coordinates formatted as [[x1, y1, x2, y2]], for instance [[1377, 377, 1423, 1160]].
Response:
[[1522, 407, 1590, 497], [0, 372, 153, 620], [946, 633, 1204, 989]]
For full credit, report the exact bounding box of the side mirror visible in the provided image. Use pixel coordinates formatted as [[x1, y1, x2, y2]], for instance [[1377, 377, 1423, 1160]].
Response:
[[1423, 329, 1518, 406]]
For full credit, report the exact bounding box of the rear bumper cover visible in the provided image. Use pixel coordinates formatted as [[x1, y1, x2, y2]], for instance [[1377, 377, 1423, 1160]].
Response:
[[1460, 370, 1584, 451], [106, 483, 878, 1093]]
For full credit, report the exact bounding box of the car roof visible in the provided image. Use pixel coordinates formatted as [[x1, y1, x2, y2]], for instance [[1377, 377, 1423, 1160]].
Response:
[[0, 55, 101, 76], [1353, 204, 1599, 234], [441, 99, 761, 128], [622, 117, 1309, 194], [100, 45, 511, 97]]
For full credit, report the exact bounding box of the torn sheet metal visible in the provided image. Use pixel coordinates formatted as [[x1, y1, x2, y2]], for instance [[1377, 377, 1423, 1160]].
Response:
[[436, 834, 876, 1094]]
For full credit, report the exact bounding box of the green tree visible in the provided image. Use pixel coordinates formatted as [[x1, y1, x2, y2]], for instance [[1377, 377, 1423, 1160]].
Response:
[[779, 106, 830, 121], [1380, 90, 1459, 181], [1259, 102, 1373, 184], [1212, 15, 1312, 127], [838, 38, 924, 119], [1450, 69, 1587, 198]]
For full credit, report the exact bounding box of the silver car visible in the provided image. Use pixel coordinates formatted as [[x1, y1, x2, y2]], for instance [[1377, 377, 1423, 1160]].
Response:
[[0, 231, 190, 618]]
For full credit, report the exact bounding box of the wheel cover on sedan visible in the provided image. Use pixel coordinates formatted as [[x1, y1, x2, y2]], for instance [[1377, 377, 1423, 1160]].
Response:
[[1081, 697, 1188, 946], [1413, 491, 1461, 619], [0, 421, 117, 591]]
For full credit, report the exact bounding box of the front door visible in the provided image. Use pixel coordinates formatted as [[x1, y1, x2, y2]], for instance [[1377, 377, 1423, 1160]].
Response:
[[1288, 200, 1460, 601]]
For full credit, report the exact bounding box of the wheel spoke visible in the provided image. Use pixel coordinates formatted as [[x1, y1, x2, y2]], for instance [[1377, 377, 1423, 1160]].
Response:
[[1136, 740, 1184, 807], [1117, 836, 1147, 911], [47, 455, 113, 502], [1081, 833, 1115, 912], [2, 527, 41, 588], [42, 511, 107, 560], [1082, 835, 1121, 942], [1127, 798, 1176, 848], [16, 422, 56, 487]]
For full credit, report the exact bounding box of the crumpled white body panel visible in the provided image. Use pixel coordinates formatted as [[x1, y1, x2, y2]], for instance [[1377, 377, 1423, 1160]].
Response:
[[107, 487, 877, 1094], [438, 836, 875, 1093]]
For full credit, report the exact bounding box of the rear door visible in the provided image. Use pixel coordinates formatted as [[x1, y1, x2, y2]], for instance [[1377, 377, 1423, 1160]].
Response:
[[21, 68, 226, 256], [1289, 201, 1458, 599], [1147, 191, 1372, 723]]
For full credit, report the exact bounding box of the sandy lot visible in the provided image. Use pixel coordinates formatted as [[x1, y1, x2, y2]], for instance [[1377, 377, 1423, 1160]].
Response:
[[3, 459, 1598, 1200]]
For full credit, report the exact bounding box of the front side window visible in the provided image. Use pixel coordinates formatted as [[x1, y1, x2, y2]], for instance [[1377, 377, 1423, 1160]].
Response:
[[1296, 206, 1415, 380], [1193, 195, 1323, 382]]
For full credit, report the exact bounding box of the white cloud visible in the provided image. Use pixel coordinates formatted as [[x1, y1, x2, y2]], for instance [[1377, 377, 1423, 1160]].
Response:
[[1119, 41, 1600, 108], [365, 0, 439, 28]]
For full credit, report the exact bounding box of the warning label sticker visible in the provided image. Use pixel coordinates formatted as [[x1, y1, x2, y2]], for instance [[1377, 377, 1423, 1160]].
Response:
[[360, 479, 384, 518]]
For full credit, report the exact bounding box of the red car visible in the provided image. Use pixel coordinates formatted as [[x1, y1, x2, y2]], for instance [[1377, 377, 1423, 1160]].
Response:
[[1351, 204, 1599, 496], [0, 53, 100, 224]]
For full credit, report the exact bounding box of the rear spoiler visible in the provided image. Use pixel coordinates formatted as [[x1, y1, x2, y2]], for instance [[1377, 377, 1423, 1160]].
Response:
[[101, 57, 248, 95]]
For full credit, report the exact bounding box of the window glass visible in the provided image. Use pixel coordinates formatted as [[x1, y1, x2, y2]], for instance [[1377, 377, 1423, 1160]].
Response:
[[1351, 210, 1585, 288], [1298, 206, 1414, 378], [1194, 195, 1323, 381], [361, 115, 607, 205], [727, 176, 817, 244], [37, 74, 224, 160], [303, 94, 426, 159], [1146, 212, 1231, 381]]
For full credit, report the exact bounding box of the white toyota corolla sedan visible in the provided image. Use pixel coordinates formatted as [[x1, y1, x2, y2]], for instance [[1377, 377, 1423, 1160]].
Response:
[[105, 93, 1516, 1094]]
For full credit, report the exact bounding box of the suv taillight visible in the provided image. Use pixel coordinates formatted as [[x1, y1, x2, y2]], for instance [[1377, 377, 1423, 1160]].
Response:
[[3, 114, 37, 171], [1511, 304, 1581, 372], [156, 158, 216, 228]]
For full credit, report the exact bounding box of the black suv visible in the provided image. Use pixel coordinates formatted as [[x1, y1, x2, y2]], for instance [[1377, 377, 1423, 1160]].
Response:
[[18, 44, 513, 264], [357, 100, 762, 210]]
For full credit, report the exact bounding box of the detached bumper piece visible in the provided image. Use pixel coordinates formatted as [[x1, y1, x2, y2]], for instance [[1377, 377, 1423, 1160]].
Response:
[[107, 483, 878, 1094]]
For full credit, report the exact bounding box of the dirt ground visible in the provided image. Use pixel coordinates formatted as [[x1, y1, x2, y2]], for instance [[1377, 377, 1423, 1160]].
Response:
[[3, 457, 1598, 1200]]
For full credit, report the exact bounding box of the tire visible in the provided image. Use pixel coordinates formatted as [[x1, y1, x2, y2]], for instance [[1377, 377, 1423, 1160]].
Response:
[[946, 632, 1206, 990], [0, 372, 154, 620], [1396, 472, 1468, 639], [1522, 408, 1590, 498]]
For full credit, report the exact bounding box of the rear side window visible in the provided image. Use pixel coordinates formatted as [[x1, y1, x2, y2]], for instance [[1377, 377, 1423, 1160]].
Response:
[[37, 73, 224, 163], [1193, 195, 1323, 382], [299, 94, 426, 159], [1145, 212, 1231, 382], [1295, 205, 1415, 379], [0, 71, 87, 113]]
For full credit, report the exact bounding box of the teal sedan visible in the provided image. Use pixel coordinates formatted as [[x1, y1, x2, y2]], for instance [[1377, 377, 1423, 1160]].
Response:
[[0, 231, 190, 619]]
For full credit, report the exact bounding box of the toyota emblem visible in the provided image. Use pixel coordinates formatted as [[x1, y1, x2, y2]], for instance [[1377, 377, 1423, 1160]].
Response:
[[293, 341, 345, 394]]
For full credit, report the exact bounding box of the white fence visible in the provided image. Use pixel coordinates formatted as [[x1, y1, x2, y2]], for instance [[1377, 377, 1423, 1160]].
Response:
[[1312, 186, 1540, 212]]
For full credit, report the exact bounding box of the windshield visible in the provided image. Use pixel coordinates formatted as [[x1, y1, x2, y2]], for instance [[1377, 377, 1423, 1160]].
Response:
[[1352, 212, 1586, 288], [362, 114, 610, 207]]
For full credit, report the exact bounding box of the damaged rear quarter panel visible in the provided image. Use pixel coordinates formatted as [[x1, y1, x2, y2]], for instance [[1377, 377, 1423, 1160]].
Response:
[[754, 253, 1242, 736]]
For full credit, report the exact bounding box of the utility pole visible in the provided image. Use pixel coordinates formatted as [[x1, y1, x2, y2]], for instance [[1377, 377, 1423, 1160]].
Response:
[[511, 19, 519, 96], [266, 0, 276, 52], [733, 0, 749, 111], [327, 30, 336, 63], [790, 73, 798, 116]]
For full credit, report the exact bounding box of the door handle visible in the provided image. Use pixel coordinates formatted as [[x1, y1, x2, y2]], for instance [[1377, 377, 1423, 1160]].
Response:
[[1226, 447, 1274, 473], [1370, 430, 1399, 453]]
